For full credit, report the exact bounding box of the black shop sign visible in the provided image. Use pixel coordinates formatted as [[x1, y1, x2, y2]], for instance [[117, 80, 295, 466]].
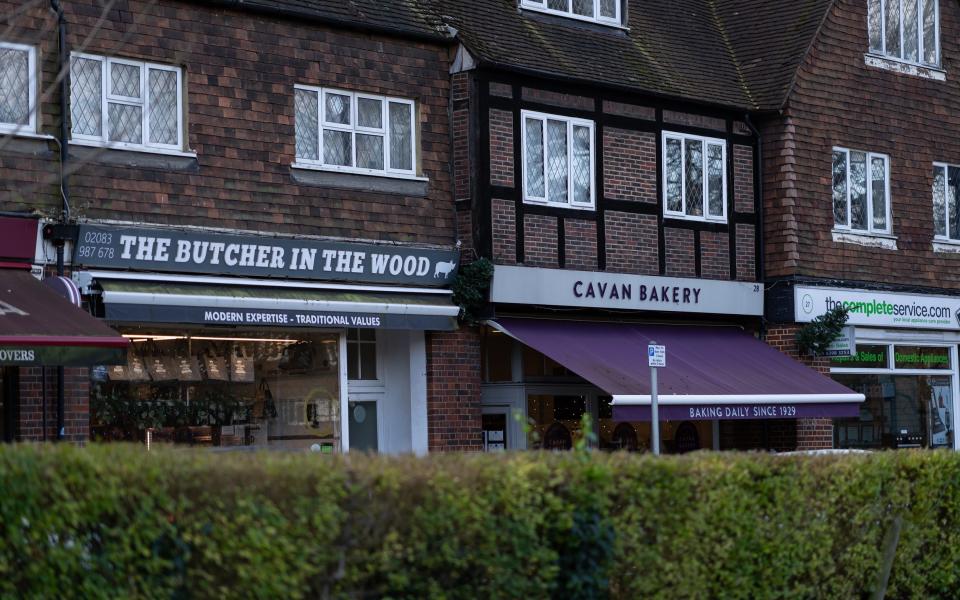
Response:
[[74, 225, 460, 287]]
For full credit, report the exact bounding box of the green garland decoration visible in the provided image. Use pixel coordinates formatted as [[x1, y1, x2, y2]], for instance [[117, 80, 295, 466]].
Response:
[[451, 257, 494, 325], [796, 304, 850, 357]]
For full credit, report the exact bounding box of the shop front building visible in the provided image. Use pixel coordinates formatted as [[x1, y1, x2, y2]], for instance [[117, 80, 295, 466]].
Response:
[[791, 285, 960, 450], [72, 223, 460, 453], [437, 0, 865, 452], [0, 0, 471, 450], [478, 268, 862, 453]]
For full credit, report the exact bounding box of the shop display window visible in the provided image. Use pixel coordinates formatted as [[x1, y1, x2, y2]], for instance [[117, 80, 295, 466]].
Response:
[[832, 343, 955, 450], [91, 330, 342, 451]]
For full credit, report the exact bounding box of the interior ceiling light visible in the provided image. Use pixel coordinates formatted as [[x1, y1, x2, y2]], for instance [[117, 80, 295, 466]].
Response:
[[121, 334, 302, 343]]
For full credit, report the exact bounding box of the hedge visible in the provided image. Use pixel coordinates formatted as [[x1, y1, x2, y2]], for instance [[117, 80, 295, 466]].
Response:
[[1, 445, 959, 599]]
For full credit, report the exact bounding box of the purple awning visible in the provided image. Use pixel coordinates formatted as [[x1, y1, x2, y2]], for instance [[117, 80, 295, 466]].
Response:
[[490, 318, 864, 421]]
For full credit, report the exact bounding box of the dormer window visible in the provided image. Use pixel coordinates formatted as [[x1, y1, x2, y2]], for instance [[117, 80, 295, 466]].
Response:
[[520, 0, 621, 27], [867, 0, 939, 67]]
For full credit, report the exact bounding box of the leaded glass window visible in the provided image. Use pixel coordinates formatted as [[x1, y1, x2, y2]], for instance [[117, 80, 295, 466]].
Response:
[[867, 0, 939, 67], [70, 53, 183, 151], [662, 132, 726, 221], [832, 148, 891, 234], [520, 0, 621, 26], [933, 164, 960, 241], [0, 42, 36, 133], [293, 86, 416, 176], [521, 110, 595, 209]]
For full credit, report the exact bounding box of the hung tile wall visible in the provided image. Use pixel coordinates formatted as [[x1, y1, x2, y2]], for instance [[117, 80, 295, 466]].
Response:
[[762, 0, 960, 288]]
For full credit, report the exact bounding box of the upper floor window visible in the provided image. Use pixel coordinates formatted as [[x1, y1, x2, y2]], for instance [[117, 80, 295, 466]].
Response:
[[663, 132, 726, 222], [932, 163, 959, 240], [520, 0, 621, 26], [294, 86, 416, 178], [832, 148, 891, 234], [521, 110, 595, 209], [70, 53, 184, 152], [868, 0, 939, 66], [0, 42, 36, 134]]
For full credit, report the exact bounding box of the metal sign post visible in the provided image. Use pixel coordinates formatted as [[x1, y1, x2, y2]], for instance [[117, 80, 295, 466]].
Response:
[[648, 342, 665, 456]]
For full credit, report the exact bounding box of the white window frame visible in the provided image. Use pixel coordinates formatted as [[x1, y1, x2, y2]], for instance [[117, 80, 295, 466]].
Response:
[[519, 0, 622, 27], [661, 131, 728, 223], [293, 84, 418, 179], [933, 162, 959, 241], [346, 328, 383, 388], [69, 52, 185, 154], [520, 109, 596, 210], [0, 41, 37, 135], [867, 0, 940, 68], [832, 147, 892, 235]]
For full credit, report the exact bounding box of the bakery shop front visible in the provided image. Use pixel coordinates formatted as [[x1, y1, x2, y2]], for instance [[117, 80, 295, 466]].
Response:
[[479, 266, 863, 453], [73, 224, 460, 454]]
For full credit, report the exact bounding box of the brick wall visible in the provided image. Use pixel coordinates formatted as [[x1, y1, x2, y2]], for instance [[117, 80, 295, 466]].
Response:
[[17, 367, 89, 443], [735, 224, 756, 281], [492, 198, 516, 264], [764, 0, 960, 288], [0, 0, 455, 246], [564, 218, 598, 270], [765, 324, 833, 450], [664, 227, 695, 277], [479, 81, 758, 285], [733, 144, 755, 213], [700, 231, 730, 280], [602, 129, 656, 203], [489, 109, 514, 186], [425, 328, 482, 452], [605, 212, 658, 274], [523, 214, 558, 268]]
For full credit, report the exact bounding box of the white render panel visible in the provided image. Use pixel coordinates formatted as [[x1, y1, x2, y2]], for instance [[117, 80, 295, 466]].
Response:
[[490, 265, 763, 316]]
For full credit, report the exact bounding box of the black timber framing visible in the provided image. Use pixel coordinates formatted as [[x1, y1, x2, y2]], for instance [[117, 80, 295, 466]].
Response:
[[476, 69, 759, 283]]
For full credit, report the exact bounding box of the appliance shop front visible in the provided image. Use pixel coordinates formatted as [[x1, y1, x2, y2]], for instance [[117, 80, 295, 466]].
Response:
[[796, 286, 960, 450], [481, 267, 862, 453], [73, 224, 460, 454]]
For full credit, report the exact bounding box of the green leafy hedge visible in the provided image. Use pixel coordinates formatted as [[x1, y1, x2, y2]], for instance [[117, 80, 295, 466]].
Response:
[[1, 446, 959, 599]]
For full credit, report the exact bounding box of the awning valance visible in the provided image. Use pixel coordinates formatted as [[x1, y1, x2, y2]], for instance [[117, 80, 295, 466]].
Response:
[[489, 318, 864, 421], [92, 276, 460, 331], [0, 269, 128, 366]]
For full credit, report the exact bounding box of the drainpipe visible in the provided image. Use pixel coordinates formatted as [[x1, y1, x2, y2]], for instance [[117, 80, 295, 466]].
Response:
[[743, 114, 765, 338], [50, 0, 70, 441]]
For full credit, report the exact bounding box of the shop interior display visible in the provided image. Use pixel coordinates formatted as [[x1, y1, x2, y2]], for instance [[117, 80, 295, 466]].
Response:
[[91, 330, 341, 450]]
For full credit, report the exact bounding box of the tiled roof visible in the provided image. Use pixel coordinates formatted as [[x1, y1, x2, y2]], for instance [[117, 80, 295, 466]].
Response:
[[714, 0, 835, 110], [428, 0, 836, 111], [211, 0, 449, 40]]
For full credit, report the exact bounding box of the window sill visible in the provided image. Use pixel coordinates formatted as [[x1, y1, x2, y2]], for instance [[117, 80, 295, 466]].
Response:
[[933, 239, 960, 253], [663, 213, 728, 225], [864, 54, 946, 81], [522, 198, 596, 212], [0, 129, 54, 141], [69, 143, 199, 172], [70, 139, 197, 158], [290, 164, 429, 196], [832, 229, 898, 250]]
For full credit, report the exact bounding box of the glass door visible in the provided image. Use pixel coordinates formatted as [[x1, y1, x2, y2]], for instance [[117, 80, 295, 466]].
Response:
[[348, 400, 378, 452]]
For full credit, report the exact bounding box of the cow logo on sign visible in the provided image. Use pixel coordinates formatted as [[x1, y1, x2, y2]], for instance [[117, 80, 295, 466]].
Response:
[[434, 259, 457, 279]]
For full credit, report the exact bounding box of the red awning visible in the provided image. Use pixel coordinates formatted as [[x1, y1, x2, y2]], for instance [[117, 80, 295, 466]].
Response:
[[0, 269, 128, 366], [490, 318, 864, 421]]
